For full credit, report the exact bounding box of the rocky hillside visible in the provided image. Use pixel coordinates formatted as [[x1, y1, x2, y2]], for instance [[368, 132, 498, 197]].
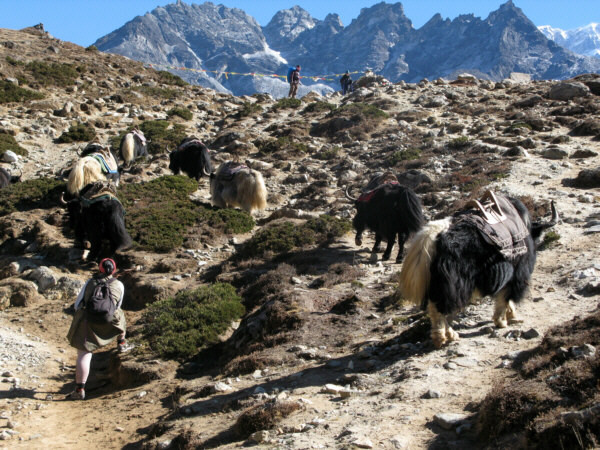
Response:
[[94, 1, 600, 97], [1, 26, 600, 449]]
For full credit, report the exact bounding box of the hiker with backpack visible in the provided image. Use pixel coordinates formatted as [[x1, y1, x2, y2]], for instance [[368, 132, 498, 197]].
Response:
[[340, 71, 353, 95], [66, 258, 132, 400], [288, 65, 301, 98]]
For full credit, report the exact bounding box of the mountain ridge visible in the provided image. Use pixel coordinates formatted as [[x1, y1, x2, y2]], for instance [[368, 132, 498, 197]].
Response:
[[94, 1, 600, 96]]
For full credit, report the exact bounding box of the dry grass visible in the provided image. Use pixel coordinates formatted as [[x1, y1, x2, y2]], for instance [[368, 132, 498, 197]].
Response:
[[234, 400, 302, 438]]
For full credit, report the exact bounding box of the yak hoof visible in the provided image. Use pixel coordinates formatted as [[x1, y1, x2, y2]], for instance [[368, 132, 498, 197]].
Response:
[[431, 330, 447, 348], [382, 252, 391, 261], [494, 317, 508, 328], [446, 328, 460, 342]]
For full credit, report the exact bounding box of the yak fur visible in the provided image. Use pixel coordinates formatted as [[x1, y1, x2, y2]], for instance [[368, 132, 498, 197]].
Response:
[[169, 137, 213, 181], [120, 129, 148, 167], [0, 167, 21, 189], [351, 183, 424, 262], [210, 161, 267, 214], [400, 196, 558, 348], [66, 185, 132, 260], [67, 144, 119, 195]]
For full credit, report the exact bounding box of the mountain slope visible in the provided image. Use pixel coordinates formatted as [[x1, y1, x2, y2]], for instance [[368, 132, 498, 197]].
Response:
[[540, 23, 600, 58], [95, 1, 600, 96]]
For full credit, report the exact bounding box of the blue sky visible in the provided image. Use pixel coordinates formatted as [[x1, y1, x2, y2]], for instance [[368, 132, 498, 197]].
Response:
[[0, 1, 597, 47]]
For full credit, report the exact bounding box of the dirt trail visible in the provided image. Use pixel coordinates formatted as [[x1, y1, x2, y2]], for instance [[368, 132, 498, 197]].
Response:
[[1, 130, 598, 449]]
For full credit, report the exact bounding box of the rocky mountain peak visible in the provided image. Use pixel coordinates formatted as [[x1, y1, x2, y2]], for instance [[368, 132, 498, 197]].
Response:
[[263, 5, 317, 47]]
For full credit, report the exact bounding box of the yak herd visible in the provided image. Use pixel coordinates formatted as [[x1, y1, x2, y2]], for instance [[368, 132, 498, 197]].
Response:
[[0, 128, 560, 348]]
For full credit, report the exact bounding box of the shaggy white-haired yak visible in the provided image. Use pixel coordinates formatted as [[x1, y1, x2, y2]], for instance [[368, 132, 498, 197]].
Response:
[[210, 161, 267, 214], [120, 128, 148, 167], [67, 142, 119, 195], [400, 191, 559, 348]]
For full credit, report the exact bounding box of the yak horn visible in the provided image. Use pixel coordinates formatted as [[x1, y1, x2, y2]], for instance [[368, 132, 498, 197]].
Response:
[[345, 186, 357, 202], [203, 166, 212, 177], [549, 201, 560, 225], [60, 192, 68, 205]]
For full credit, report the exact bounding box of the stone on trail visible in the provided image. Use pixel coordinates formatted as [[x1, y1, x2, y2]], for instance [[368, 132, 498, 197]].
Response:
[[433, 413, 469, 430]]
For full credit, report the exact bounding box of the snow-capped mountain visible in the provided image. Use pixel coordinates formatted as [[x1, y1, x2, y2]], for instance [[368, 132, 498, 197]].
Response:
[[94, 1, 600, 97], [539, 23, 600, 58]]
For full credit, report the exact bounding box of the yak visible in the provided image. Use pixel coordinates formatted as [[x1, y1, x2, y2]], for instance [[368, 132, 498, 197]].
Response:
[[400, 191, 559, 348], [210, 161, 267, 214], [345, 172, 424, 262], [0, 167, 21, 188], [120, 128, 148, 168], [62, 180, 132, 260], [67, 142, 120, 195], [169, 137, 213, 181]]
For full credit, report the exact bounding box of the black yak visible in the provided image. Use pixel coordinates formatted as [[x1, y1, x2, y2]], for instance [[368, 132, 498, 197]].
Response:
[[0, 167, 21, 188], [210, 161, 267, 214], [67, 142, 120, 195], [346, 173, 424, 262], [400, 191, 559, 348], [120, 128, 148, 167], [63, 181, 132, 260], [169, 137, 213, 181]]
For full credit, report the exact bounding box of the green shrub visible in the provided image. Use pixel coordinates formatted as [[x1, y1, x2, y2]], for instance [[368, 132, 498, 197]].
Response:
[[540, 231, 560, 250], [25, 61, 80, 87], [141, 283, 244, 359], [448, 136, 470, 149], [0, 178, 65, 216], [331, 103, 389, 120], [118, 175, 200, 252], [240, 215, 351, 258], [273, 97, 301, 110], [303, 101, 337, 114], [198, 207, 255, 234], [133, 85, 179, 99], [5, 56, 23, 66], [0, 133, 28, 157], [85, 45, 98, 52], [139, 120, 187, 155], [0, 80, 44, 103], [167, 107, 193, 120], [510, 121, 533, 130], [55, 123, 96, 143], [388, 148, 421, 164], [256, 136, 307, 155], [157, 70, 188, 87], [313, 146, 341, 160], [238, 102, 263, 117]]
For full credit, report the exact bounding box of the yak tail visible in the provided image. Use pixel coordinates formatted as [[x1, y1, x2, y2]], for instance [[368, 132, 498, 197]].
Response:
[[110, 204, 133, 252], [67, 157, 105, 195], [120, 133, 134, 165], [239, 170, 267, 213], [402, 188, 426, 233], [400, 217, 452, 306]]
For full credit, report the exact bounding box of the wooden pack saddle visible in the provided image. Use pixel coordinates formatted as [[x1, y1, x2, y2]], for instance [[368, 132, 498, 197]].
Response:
[[460, 191, 530, 259]]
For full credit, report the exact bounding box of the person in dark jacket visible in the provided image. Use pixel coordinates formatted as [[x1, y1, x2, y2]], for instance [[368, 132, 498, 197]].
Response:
[[288, 65, 301, 98], [340, 71, 353, 95], [66, 258, 132, 400]]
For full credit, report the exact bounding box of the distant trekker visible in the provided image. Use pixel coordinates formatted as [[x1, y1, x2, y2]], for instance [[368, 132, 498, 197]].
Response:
[[288, 65, 301, 98], [340, 71, 353, 95]]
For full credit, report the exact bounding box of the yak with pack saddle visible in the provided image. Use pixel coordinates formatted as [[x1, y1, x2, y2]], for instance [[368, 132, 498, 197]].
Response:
[[345, 171, 424, 262], [119, 128, 148, 168], [169, 137, 213, 181], [66, 142, 120, 195], [62, 180, 132, 260], [0, 167, 21, 189], [210, 161, 267, 215], [400, 191, 559, 348]]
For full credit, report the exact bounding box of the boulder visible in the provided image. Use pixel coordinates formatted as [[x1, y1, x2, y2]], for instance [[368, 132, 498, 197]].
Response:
[[2, 150, 19, 163], [0, 278, 43, 307], [28, 266, 57, 292], [548, 82, 590, 101]]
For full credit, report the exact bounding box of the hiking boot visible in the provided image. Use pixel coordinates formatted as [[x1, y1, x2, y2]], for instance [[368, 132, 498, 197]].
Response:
[[67, 388, 85, 400], [118, 340, 134, 353]]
